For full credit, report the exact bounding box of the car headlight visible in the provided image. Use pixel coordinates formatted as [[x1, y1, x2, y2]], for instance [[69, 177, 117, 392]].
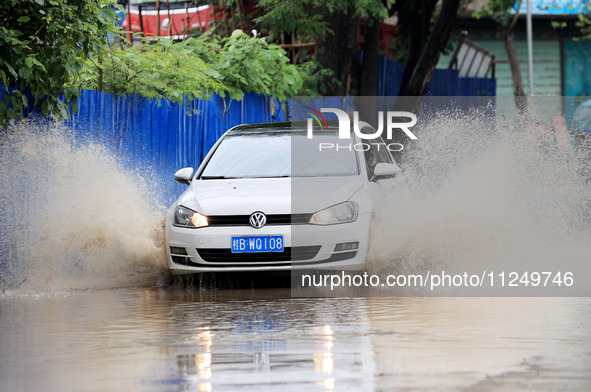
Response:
[[309, 202, 358, 225], [174, 206, 208, 228]]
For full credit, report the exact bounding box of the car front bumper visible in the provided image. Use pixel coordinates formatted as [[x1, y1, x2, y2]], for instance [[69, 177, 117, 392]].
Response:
[[166, 213, 371, 274]]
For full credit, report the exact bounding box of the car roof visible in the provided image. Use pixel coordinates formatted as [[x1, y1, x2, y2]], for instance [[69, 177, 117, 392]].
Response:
[[226, 120, 368, 135], [226, 121, 294, 135]]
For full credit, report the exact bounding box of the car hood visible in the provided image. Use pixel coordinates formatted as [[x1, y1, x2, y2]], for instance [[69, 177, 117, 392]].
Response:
[[180, 176, 364, 215]]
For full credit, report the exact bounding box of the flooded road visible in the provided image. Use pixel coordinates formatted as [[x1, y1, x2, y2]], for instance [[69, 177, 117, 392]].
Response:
[[2, 117, 591, 391], [1, 288, 590, 391]]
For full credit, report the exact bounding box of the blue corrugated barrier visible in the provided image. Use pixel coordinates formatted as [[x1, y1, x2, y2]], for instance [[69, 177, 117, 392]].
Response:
[[377, 56, 496, 97], [61, 90, 287, 205], [293, 57, 496, 124]]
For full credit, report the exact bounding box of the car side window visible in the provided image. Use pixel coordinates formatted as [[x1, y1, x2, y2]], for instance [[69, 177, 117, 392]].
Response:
[[361, 127, 392, 180]]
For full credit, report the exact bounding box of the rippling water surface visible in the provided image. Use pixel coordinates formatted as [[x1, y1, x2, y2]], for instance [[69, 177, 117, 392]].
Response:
[[1, 288, 589, 391]]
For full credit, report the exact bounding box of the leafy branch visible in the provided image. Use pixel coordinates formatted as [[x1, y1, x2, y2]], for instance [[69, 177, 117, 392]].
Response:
[[78, 30, 307, 103], [0, 0, 120, 128]]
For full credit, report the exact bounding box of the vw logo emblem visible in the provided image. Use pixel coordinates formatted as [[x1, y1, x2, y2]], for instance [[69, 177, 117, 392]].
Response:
[[249, 212, 267, 229]]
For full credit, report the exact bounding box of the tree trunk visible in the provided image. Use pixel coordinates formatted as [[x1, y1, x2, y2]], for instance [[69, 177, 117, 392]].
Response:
[[504, 31, 528, 114], [397, 0, 437, 93], [389, 0, 460, 163], [503, 1, 528, 115], [397, 0, 461, 105], [359, 18, 380, 97], [98, 56, 103, 92], [315, 4, 358, 96], [357, 18, 381, 125]]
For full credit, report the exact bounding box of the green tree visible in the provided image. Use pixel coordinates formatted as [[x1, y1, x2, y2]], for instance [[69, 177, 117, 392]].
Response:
[[79, 30, 304, 103], [210, 0, 337, 95], [574, 4, 591, 38], [549, 1, 591, 38], [255, 0, 388, 96], [241, 0, 462, 106], [0, 0, 119, 128]]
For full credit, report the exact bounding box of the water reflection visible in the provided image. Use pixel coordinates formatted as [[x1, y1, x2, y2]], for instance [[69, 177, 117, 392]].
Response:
[[0, 288, 589, 391], [158, 289, 374, 391]]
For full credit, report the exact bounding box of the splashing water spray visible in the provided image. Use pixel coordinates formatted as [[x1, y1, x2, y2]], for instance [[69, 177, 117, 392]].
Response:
[[0, 119, 168, 294]]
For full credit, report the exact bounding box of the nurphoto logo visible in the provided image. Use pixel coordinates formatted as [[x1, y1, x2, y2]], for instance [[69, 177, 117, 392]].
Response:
[[304, 107, 418, 152]]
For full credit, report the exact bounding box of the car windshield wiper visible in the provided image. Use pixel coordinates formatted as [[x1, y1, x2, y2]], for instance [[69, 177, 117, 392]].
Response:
[[248, 175, 290, 178], [200, 175, 231, 179], [201, 175, 290, 179]]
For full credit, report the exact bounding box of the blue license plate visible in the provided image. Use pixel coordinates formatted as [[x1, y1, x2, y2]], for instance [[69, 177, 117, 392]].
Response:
[[231, 236, 284, 253]]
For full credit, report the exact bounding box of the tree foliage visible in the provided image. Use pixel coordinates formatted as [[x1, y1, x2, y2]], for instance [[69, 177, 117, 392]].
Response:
[[0, 0, 119, 128], [211, 0, 390, 96], [473, 0, 520, 25], [247, 0, 461, 101], [254, 0, 331, 42], [80, 30, 304, 102], [556, 2, 591, 39], [0, 0, 467, 126], [575, 9, 591, 38]]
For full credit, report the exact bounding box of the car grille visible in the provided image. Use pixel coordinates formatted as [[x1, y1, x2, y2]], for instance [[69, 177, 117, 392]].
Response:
[[207, 214, 312, 226], [171, 249, 357, 268], [196, 246, 321, 262]]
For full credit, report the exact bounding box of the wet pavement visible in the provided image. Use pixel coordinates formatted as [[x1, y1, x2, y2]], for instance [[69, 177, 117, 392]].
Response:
[[0, 287, 590, 391]]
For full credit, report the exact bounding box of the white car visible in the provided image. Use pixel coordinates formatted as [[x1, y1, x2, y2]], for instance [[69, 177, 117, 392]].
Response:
[[165, 121, 407, 274]]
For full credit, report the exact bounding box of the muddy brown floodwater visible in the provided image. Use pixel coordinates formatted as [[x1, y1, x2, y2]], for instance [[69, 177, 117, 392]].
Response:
[[0, 288, 590, 391]]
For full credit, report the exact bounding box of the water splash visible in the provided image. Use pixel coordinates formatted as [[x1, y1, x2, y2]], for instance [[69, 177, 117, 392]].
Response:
[[367, 104, 591, 281], [0, 119, 167, 293]]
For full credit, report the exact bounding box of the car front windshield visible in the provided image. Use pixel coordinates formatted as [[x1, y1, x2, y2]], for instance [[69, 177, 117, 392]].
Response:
[[199, 131, 359, 179]]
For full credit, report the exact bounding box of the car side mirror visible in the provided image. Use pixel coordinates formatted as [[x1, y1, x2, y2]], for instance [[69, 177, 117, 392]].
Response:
[[174, 167, 194, 185], [371, 163, 401, 182]]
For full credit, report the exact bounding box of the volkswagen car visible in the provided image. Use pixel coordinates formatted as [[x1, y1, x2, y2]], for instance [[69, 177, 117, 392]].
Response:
[[165, 121, 408, 274]]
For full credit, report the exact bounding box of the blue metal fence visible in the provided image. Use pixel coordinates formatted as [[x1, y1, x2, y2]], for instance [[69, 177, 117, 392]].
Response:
[[377, 56, 496, 97], [62, 90, 286, 204]]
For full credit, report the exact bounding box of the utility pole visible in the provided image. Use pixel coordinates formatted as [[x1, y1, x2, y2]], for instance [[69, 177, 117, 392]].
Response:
[[526, 0, 534, 95]]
